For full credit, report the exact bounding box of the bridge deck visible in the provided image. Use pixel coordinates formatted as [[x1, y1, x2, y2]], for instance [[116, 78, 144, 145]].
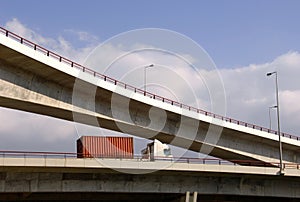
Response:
[[0, 156, 299, 177]]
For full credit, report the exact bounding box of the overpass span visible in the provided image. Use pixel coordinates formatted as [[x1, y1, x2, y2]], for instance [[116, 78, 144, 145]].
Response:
[[0, 152, 300, 200], [0, 27, 300, 166]]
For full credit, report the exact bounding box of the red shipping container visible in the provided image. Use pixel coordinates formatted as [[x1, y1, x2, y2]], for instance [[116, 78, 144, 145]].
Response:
[[77, 136, 134, 159]]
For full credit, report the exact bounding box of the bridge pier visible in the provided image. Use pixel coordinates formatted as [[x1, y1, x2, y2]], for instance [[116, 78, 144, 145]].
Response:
[[179, 191, 197, 202]]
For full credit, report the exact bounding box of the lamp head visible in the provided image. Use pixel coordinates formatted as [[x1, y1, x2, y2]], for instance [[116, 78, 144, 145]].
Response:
[[266, 71, 276, 76]]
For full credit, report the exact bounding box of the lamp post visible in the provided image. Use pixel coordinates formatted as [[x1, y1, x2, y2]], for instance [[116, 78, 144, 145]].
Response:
[[268, 106, 277, 130], [267, 71, 283, 175], [144, 64, 154, 92]]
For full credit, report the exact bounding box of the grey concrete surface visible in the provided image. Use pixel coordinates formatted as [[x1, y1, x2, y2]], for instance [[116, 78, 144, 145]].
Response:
[[0, 159, 300, 199]]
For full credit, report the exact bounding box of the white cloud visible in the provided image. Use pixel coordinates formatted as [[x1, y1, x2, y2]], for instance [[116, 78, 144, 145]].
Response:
[[0, 107, 78, 152], [280, 90, 300, 130], [64, 29, 99, 43], [5, 18, 55, 45], [218, 52, 300, 135], [4, 18, 98, 63]]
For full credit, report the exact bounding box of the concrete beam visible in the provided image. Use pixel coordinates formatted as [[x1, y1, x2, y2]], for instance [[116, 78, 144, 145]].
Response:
[[0, 163, 300, 198], [1, 157, 300, 177]]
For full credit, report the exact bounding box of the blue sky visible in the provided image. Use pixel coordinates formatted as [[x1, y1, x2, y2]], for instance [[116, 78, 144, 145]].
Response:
[[1, 1, 300, 155], [1, 0, 300, 68]]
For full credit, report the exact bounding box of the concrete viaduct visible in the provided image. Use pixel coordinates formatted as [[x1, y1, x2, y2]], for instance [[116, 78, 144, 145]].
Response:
[[1, 26, 300, 201], [0, 155, 300, 201], [0, 27, 300, 166]]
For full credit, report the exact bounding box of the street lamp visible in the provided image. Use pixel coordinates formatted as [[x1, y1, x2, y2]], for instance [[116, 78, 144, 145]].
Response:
[[267, 71, 283, 175], [268, 106, 277, 130], [144, 64, 154, 92]]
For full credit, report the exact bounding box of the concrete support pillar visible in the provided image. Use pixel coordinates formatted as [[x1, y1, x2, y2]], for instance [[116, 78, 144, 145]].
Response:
[[179, 191, 198, 202], [193, 192, 198, 202], [185, 191, 190, 202]]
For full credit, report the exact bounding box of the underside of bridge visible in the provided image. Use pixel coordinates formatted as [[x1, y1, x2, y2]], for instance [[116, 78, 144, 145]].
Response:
[[0, 192, 299, 202]]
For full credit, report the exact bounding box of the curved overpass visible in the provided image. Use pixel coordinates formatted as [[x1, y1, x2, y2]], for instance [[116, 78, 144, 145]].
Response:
[[0, 27, 300, 166]]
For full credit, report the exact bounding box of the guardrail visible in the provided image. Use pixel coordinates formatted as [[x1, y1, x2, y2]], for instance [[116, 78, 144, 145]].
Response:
[[0, 26, 299, 141], [0, 150, 299, 169]]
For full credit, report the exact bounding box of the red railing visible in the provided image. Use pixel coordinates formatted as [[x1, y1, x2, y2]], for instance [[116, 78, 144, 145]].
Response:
[[0, 150, 299, 169], [0, 26, 299, 141]]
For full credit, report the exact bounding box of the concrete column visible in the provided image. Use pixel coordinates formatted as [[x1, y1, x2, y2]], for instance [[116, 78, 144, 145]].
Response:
[[185, 191, 190, 202], [193, 192, 198, 202], [181, 191, 197, 202]]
